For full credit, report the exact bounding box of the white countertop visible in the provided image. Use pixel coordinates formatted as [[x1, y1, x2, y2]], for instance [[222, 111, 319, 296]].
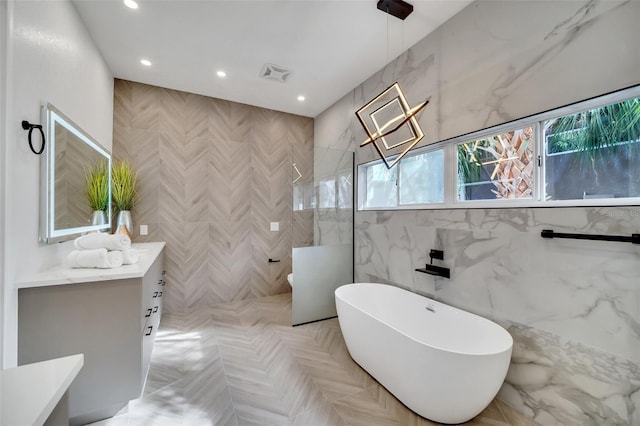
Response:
[[16, 242, 165, 289], [1, 354, 84, 426]]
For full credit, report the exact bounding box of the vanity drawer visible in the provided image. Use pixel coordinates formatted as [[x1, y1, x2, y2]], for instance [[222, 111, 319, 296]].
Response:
[[140, 254, 164, 333]]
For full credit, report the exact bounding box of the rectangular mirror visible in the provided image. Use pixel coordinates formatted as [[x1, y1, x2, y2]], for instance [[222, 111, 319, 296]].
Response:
[[41, 103, 111, 244]]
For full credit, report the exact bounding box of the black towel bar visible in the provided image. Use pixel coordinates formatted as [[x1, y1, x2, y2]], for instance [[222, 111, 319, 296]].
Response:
[[541, 229, 640, 244]]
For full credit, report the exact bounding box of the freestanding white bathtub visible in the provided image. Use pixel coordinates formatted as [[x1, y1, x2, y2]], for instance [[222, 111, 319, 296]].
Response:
[[335, 283, 513, 424]]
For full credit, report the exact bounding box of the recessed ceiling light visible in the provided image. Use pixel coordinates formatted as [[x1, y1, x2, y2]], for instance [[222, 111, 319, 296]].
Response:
[[216, 70, 226, 78], [124, 0, 138, 9], [140, 59, 152, 66], [297, 95, 305, 102]]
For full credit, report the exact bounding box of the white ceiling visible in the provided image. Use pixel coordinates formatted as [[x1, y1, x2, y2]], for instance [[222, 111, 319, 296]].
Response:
[[73, 0, 471, 118]]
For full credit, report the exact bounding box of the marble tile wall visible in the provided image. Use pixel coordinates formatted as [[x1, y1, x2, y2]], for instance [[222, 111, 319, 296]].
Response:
[[315, 0, 640, 424], [355, 208, 640, 424], [113, 80, 313, 312]]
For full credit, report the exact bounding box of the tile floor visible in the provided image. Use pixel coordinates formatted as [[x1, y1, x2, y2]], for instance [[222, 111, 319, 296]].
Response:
[[90, 293, 537, 426]]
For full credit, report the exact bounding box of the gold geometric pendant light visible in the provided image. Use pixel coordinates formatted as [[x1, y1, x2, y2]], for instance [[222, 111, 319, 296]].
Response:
[[356, 82, 428, 169]]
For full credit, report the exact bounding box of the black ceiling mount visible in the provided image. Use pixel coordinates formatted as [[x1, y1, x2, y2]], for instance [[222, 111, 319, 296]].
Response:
[[377, 0, 414, 20]]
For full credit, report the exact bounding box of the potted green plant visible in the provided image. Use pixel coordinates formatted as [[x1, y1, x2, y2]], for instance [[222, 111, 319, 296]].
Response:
[[85, 160, 109, 225], [111, 160, 138, 237]]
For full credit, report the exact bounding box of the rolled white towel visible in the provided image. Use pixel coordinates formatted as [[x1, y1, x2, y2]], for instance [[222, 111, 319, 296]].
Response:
[[66, 249, 106, 268], [122, 248, 139, 265], [107, 250, 124, 268], [66, 249, 124, 269], [74, 233, 131, 251]]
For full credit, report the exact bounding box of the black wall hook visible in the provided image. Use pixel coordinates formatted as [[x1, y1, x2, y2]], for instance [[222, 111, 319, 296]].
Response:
[[22, 120, 46, 155]]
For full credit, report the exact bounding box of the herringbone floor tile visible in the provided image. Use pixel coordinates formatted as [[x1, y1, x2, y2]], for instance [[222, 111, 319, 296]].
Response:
[[88, 294, 534, 426]]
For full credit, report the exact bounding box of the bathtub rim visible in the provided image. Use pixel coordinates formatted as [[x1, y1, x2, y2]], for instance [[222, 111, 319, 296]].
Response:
[[335, 282, 513, 357]]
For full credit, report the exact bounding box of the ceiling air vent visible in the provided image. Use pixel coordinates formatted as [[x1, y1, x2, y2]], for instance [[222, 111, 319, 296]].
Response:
[[260, 63, 292, 83]]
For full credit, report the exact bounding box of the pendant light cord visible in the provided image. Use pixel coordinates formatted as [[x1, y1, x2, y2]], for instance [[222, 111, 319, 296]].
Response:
[[386, 5, 390, 62]]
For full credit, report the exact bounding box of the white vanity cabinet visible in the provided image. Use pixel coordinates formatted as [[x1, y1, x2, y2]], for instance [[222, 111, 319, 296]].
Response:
[[17, 242, 165, 426]]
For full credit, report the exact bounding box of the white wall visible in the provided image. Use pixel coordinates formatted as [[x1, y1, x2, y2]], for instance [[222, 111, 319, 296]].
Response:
[[315, 1, 640, 424], [1, 0, 113, 368], [0, 0, 9, 368]]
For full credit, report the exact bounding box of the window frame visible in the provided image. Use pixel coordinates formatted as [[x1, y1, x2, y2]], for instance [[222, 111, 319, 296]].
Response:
[[357, 85, 640, 211], [398, 148, 445, 206], [453, 123, 540, 208], [358, 144, 447, 210]]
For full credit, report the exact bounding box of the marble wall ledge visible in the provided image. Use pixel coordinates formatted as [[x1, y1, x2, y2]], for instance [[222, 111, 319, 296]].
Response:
[[16, 242, 165, 289], [500, 324, 640, 426]]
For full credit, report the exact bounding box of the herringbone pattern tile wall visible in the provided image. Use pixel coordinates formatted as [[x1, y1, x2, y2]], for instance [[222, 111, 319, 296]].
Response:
[[113, 80, 314, 312]]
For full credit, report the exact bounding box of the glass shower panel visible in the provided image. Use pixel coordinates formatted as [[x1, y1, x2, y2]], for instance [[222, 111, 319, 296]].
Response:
[[292, 144, 315, 249], [291, 147, 354, 326], [291, 244, 353, 325], [314, 148, 354, 246]]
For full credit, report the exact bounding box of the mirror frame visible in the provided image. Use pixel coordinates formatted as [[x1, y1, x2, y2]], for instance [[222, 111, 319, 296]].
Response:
[[40, 102, 112, 244]]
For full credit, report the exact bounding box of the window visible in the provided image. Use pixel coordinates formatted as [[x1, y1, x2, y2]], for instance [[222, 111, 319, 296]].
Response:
[[316, 173, 353, 209], [293, 181, 315, 211], [318, 178, 336, 208], [364, 162, 397, 208], [544, 97, 640, 201], [361, 148, 444, 209], [457, 127, 534, 201], [357, 86, 640, 210], [337, 172, 353, 209], [400, 150, 444, 204]]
